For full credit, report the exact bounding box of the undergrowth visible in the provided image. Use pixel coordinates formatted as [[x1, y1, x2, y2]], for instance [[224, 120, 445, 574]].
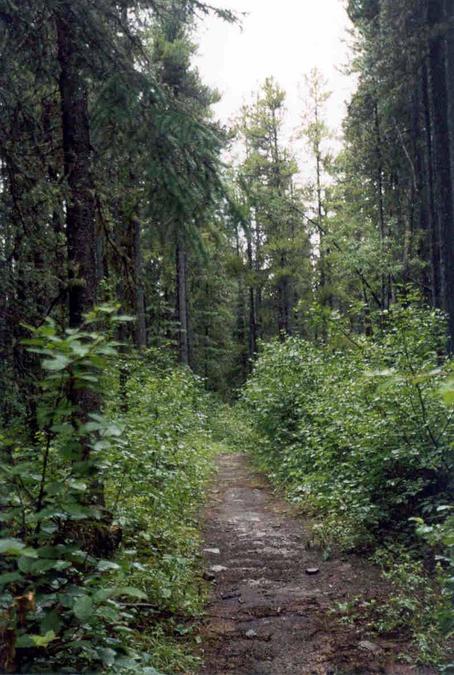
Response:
[[104, 352, 217, 674], [0, 312, 218, 673]]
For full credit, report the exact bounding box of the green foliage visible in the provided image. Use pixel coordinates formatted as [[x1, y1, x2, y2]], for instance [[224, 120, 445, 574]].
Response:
[[371, 547, 447, 664], [100, 352, 216, 673], [0, 313, 216, 673], [242, 304, 453, 549], [106, 353, 214, 614], [335, 546, 447, 665], [412, 370, 454, 645], [208, 402, 257, 453], [0, 310, 140, 672], [233, 77, 312, 341]]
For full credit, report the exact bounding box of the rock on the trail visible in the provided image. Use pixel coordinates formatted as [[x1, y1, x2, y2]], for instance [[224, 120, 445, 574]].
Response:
[[204, 548, 221, 555], [221, 590, 241, 600], [245, 629, 257, 639], [305, 567, 320, 575], [210, 565, 228, 573], [358, 640, 382, 654]]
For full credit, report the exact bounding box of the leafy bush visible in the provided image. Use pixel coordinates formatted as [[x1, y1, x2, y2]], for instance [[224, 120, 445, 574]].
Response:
[[412, 370, 454, 649], [106, 352, 214, 611], [0, 309, 138, 672], [0, 312, 215, 673], [334, 546, 446, 666], [242, 304, 453, 549]]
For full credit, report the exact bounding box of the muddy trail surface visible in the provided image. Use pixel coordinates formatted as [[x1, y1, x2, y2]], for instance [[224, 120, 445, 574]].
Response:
[[199, 453, 434, 675]]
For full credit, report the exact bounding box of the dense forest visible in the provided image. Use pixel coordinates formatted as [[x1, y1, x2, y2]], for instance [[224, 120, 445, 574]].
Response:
[[0, 0, 453, 672]]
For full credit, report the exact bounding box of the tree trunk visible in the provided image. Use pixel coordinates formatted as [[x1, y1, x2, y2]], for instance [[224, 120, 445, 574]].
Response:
[[176, 233, 190, 366], [278, 252, 290, 338], [56, 9, 97, 329], [234, 224, 249, 380], [428, 0, 454, 347], [443, 0, 454, 347], [421, 61, 441, 306], [132, 216, 147, 349], [245, 224, 257, 360], [254, 215, 263, 340], [373, 101, 388, 311], [56, 6, 101, 481], [315, 143, 329, 340]]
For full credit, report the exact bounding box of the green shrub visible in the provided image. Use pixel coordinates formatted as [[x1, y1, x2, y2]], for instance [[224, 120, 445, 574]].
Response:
[[106, 353, 214, 613], [242, 304, 453, 549], [103, 353, 216, 673], [0, 311, 216, 673], [0, 308, 142, 673]]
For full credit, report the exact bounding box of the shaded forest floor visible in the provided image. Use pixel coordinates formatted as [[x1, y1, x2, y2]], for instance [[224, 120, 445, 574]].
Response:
[[198, 453, 435, 675]]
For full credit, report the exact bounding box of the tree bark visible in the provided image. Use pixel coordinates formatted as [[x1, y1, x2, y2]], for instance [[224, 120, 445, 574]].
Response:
[[56, 5, 101, 480], [421, 60, 441, 307], [443, 0, 454, 347], [176, 233, 190, 366], [245, 223, 257, 360], [234, 224, 249, 379], [132, 216, 147, 349], [373, 101, 388, 311], [56, 8, 97, 329], [428, 0, 454, 347], [278, 252, 290, 338]]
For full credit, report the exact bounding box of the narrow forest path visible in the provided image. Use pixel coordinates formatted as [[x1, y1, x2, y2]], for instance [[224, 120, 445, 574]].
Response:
[[198, 453, 434, 675]]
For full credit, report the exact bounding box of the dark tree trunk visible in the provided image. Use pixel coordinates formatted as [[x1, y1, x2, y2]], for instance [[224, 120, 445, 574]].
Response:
[[254, 216, 263, 340], [204, 281, 210, 380], [56, 10, 97, 328], [245, 224, 257, 360], [373, 101, 388, 311], [421, 61, 441, 306], [443, 0, 454, 347], [234, 225, 249, 380], [428, 0, 454, 347], [176, 233, 190, 366], [278, 252, 290, 339], [132, 216, 147, 349], [361, 281, 373, 337], [56, 7, 101, 481]]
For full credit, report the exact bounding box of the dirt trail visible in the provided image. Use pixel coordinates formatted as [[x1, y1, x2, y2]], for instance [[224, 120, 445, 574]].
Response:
[[199, 453, 433, 675]]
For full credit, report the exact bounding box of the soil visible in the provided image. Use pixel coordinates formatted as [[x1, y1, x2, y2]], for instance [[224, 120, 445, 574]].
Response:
[[198, 453, 435, 675]]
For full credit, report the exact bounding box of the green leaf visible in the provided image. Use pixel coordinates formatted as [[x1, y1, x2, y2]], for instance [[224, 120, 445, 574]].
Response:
[[116, 586, 147, 600], [73, 595, 94, 622], [25, 558, 72, 574], [40, 609, 62, 635], [68, 479, 88, 492], [31, 631, 56, 647], [97, 560, 121, 572], [0, 571, 22, 586], [42, 354, 71, 371], [97, 647, 116, 666], [0, 538, 25, 555], [64, 503, 92, 520], [16, 631, 56, 648], [93, 586, 147, 602], [0, 538, 37, 557], [111, 314, 135, 323], [93, 588, 115, 603]]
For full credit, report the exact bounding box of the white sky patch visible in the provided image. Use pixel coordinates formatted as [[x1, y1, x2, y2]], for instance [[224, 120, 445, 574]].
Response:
[[194, 0, 356, 148]]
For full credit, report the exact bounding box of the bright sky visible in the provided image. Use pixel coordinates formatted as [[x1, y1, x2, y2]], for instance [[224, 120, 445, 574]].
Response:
[[194, 0, 355, 142]]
